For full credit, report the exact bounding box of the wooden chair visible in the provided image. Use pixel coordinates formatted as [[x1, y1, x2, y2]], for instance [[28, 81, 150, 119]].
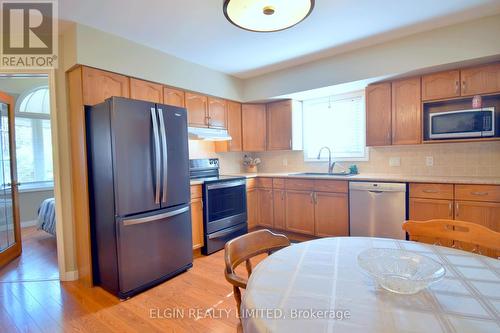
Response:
[[224, 229, 291, 312], [402, 219, 500, 258]]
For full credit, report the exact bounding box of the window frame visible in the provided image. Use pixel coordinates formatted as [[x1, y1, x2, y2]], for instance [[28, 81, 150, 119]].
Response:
[[11, 85, 53, 187], [302, 90, 368, 162]]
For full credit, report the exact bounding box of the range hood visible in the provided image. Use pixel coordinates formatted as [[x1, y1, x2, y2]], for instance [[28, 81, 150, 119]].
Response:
[[188, 127, 232, 141]]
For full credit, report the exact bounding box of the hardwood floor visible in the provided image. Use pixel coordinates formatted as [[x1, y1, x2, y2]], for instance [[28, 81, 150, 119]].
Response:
[[0, 241, 266, 333], [0, 227, 58, 282]]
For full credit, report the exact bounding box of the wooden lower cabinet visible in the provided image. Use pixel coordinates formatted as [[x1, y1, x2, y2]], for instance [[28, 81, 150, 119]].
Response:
[[409, 198, 454, 220], [257, 189, 274, 228], [190, 185, 204, 250], [455, 200, 500, 232], [273, 190, 286, 230], [314, 192, 349, 237], [247, 188, 258, 229], [285, 190, 315, 235], [455, 200, 500, 257], [409, 197, 454, 247]]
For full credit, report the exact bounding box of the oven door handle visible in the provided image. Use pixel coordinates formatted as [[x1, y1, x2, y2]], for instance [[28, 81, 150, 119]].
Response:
[[206, 180, 246, 190], [208, 224, 247, 240]]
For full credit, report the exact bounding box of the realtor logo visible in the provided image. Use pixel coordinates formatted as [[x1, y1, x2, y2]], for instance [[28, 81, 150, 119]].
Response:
[[1, 0, 58, 68]]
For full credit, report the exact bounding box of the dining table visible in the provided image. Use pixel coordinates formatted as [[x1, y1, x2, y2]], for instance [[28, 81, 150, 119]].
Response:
[[240, 237, 500, 333]]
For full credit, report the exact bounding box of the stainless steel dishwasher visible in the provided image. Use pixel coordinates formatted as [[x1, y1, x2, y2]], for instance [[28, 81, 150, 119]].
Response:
[[349, 182, 407, 239]]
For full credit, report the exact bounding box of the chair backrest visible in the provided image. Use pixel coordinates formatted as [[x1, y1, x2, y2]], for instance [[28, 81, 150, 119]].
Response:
[[224, 229, 290, 311], [403, 219, 500, 257]]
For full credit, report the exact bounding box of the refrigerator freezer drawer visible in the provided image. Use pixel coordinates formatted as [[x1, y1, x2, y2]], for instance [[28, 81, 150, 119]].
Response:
[[116, 205, 193, 297]]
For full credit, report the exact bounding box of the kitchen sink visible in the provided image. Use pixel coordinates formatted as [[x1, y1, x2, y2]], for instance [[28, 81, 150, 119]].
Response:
[[291, 172, 353, 177]]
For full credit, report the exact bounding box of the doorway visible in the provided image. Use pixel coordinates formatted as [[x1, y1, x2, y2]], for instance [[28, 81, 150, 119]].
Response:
[[0, 74, 59, 282]]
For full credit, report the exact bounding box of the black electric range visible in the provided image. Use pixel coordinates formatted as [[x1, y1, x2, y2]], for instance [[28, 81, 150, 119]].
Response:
[[189, 159, 247, 254]]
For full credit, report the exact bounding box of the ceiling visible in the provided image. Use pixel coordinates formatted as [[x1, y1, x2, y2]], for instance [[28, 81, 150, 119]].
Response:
[[59, 0, 500, 79]]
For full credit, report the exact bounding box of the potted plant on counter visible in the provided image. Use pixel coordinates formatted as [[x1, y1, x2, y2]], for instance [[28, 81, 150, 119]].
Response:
[[243, 155, 261, 173]]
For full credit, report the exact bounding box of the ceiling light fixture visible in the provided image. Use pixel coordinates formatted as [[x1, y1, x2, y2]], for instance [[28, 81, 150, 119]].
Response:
[[223, 0, 315, 32]]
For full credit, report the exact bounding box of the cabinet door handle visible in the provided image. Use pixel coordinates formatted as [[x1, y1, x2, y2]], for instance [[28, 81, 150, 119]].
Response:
[[310, 192, 314, 203], [471, 191, 488, 196], [423, 189, 439, 194], [281, 191, 284, 200], [313, 192, 317, 204], [462, 81, 466, 93], [455, 81, 459, 94], [448, 202, 453, 218], [455, 202, 459, 217]]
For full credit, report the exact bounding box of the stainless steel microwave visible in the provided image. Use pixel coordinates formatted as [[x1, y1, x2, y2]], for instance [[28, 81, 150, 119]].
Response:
[[429, 107, 495, 139]]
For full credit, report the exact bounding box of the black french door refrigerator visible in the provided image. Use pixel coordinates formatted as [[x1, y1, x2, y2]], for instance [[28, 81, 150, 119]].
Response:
[[86, 97, 192, 299]]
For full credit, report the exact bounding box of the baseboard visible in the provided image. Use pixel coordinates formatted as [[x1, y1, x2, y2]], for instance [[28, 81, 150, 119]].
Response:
[[21, 220, 38, 228], [60, 270, 79, 281]]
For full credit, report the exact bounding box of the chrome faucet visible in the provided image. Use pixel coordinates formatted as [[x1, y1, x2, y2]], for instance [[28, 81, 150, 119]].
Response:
[[317, 146, 335, 174]]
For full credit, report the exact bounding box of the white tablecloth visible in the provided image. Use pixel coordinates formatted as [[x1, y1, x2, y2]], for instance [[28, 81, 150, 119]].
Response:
[[241, 237, 500, 333]]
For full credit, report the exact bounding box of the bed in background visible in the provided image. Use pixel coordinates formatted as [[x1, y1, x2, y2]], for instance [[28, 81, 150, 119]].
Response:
[[37, 198, 56, 236]]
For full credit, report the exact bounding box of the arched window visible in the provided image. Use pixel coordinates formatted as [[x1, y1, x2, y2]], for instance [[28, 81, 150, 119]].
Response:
[[13, 86, 53, 185]]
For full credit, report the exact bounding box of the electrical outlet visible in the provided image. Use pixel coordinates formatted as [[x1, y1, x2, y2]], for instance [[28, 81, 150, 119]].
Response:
[[282, 158, 288, 167], [389, 157, 401, 167], [426, 156, 434, 167]]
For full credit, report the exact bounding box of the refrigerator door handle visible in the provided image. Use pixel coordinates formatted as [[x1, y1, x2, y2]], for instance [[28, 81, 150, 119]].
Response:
[[157, 108, 168, 204], [122, 206, 190, 226], [150, 107, 161, 205]]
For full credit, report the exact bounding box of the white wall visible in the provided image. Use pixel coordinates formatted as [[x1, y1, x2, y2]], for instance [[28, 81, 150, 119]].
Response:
[[242, 14, 500, 101], [73, 24, 244, 101]]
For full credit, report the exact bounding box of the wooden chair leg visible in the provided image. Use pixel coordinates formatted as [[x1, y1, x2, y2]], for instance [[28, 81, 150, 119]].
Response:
[[233, 286, 242, 313]]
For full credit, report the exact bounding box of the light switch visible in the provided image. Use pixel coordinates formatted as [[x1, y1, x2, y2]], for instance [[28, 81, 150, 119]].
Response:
[[389, 157, 400, 167], [426, 156, 434, 167]]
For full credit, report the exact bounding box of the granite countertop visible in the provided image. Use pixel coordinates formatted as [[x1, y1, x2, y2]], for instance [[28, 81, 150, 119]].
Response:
[[221, 172, 500, 185]]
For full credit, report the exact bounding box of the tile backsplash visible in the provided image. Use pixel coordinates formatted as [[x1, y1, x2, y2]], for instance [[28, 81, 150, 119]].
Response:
[[188, 141, 244, 174], [190, 140, 500, 177], [251, 141, 500, 177]]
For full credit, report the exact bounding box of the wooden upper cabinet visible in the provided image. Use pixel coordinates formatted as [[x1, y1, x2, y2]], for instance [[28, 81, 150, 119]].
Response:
[[421, 70, 460, 101], [82, 67, 130, 105], [242, 104, 267, 152], [314, 192, 349, 237], [391, 77, 421, 145], [285, 190, 315, 235], [185, 92, 208, 127], [267, 100, 292, 150], [227, 101, 243, 151], [163, 87, 185, 108], [207, 97, 227, 129], [366, 83, 392, 146], [461, 63, 500, 96], [129, 78, 163, 103]]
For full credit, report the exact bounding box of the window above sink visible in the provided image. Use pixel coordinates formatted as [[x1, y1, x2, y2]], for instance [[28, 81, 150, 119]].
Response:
[[302, 91, 368, 162]]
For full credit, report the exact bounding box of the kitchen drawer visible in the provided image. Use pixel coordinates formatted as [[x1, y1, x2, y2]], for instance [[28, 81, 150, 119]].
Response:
[[409, 183, 454, 200], [285, 178, 314, 191], [455, 185, 500, 202], [190, 185, 202, 199], [273, 178, 285, 189], [314, 180, 348, 193], [246, 178, 256, 190], [255, 177, 273, 189]]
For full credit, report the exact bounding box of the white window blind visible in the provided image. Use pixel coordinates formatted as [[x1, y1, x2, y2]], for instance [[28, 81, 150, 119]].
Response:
[[303, 91, 366, 161]]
